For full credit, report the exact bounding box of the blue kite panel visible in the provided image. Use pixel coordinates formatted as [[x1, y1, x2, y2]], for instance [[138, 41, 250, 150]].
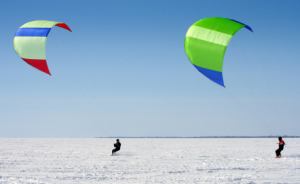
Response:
[[15, 28, 51, 37], [194, 65, 225, 87]]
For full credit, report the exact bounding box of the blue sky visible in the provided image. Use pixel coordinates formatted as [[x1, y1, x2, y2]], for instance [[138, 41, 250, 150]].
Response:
[[0, 0, 299, 137]]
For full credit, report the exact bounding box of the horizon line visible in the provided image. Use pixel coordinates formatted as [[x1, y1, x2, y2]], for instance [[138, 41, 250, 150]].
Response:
[[95, 135, 300, 138]]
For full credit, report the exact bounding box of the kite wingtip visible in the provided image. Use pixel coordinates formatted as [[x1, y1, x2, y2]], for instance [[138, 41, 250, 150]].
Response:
[[56, 23, 72, 32], [22, 58, 52, 76], [218, 83, 226, 88], [245, 25, 253, 32], [215, 80, 226, 88], [229, 18, 253, 32]]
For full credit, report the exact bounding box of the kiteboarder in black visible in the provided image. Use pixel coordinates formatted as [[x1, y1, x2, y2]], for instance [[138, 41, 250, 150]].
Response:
[[275, 136, 285, 158], [112, 139, 121, 155]]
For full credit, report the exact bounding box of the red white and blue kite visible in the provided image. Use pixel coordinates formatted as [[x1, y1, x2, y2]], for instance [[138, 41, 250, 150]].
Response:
[[13, 20, 72, 75]]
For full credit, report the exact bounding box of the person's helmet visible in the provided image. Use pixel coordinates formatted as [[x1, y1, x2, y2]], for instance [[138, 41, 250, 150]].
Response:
[[278, 136, 282, 140], [116, 139, 119, 142]]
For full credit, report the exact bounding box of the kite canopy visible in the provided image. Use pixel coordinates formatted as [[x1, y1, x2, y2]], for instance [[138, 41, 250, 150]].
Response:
[[184, 17, 252, 87], [13, 20, 72, 75]]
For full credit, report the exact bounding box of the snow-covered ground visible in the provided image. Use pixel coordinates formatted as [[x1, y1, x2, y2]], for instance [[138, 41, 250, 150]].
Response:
[[0, 138, 299, 184]]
